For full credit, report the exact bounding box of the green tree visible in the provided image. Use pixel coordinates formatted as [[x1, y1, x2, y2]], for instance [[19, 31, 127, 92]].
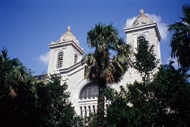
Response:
[[0, 49, 82, 127], [104, 38, 159, 127], [104, 86, 131, 127], [0, 49, 32, 98], [168, 4, 190, 69], [104, 38, 190, 127], [35, 75, 82, 127], [151, 63, 190, 127], [134, 37, 158, 83], [127, 38, 159, 127], [82, 23, 131, 127], [0, 49, 38, 127], [105, 63, 190, 127]]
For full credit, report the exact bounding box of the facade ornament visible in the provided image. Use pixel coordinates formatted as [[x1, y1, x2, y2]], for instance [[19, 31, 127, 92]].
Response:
[[62, 75, 69, 81]]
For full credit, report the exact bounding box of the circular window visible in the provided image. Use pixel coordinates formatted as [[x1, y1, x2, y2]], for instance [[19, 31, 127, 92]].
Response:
[[79, 83, 98, 99]]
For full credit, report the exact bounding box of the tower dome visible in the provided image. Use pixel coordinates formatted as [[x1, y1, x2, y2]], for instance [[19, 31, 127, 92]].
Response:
[[133, 9, 153, 26], [60, 26, 77, 42]]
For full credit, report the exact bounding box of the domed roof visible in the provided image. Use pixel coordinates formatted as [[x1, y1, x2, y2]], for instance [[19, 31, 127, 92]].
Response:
[[133, 9, 153, 26], [60, 26, 77, 42]]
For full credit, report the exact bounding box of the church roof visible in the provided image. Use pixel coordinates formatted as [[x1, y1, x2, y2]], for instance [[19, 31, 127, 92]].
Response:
[[133, 9, 153, 26], [60, 26, 77, 42]]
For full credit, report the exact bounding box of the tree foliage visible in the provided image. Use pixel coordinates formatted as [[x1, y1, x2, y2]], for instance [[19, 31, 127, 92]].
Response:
[[104, 86, 130, 127], [168, 4, 190, 70], [104, 38, 190, 127], [104, 38, 158, 127], [82, 23, 131, 127], [150, 63, 190, 127], [127, 38, 158, 127], [0, 49, 82, 127], [134, 38, 159, 83], [0, 49, 38, 126], [35, 75, 82, 127], [105, 64, 190, 127], [82, 23, 131, 83]]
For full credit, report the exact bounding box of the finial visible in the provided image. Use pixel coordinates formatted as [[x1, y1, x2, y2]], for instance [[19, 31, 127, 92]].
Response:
[[140, 9, 144, 16], [67, 26, 71, 32]]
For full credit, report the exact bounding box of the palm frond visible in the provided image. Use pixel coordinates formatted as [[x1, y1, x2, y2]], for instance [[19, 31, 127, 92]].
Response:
[[83, 23, 132, 83], [181, 4, 190, 24], [99, 65, 115, 83]]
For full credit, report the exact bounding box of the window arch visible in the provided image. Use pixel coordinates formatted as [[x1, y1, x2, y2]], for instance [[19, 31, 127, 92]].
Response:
[[79, 83, 98, 99], [57, 52, 63, 68], [137, 36, 145, 45], [74, 53, 78, 64]]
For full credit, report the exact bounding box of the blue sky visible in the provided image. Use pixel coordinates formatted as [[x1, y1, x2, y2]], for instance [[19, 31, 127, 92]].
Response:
[[1, 0, 189, 75]]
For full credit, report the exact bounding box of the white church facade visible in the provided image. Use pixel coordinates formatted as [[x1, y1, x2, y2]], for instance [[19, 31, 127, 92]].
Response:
[[46, 9, 161, 116]]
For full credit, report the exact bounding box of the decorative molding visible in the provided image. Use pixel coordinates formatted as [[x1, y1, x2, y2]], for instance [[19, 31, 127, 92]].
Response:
[[125, 23, 161, 41], [49, 40, 85, 55]]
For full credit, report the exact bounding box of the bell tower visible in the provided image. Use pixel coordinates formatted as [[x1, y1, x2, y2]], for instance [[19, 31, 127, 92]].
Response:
[[125, 9, 161, 61], [47, 26, 85, 75]]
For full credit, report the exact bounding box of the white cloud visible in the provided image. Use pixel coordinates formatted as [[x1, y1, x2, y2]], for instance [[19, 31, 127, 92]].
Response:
[[125, 16, 137, 27], [39, 52, 49, 65], [147, 14, 168, 40], [166, 56, 179, 68], [125, 13, 168, 40]]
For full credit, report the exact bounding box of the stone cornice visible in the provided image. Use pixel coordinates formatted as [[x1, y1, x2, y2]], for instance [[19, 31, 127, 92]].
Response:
[[49, 40, 85, 55], [59, 61, 84, 75], [125, 23, 161, 41]]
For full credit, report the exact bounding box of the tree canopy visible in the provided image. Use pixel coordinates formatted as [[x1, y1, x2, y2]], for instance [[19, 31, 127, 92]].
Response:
[[168, 4, 190, 70], [104, 39, 190, 127], [0, 49, 82, 127], [82, 23, 131, 127]]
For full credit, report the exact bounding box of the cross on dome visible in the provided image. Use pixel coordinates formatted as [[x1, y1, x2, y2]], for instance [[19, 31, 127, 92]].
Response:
[[140, 9, 144, 16], [59, 26, 77, 42], [67, 26, 71, 32]]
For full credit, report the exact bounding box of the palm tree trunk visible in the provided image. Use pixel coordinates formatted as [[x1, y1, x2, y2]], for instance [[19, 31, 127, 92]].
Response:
[[97, 79, 106, 127]]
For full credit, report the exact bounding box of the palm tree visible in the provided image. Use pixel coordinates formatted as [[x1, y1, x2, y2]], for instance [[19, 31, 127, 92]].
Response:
[[168, 4, 190, 70], [82, 23, 131, 127], [0, 49, 37, 126], [0, 49, 31, 98]]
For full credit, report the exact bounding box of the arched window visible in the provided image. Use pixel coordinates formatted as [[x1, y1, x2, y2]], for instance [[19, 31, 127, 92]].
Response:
[[74, 53, 78, 64], [137, 36, 145, 45], [79, 83, 98, 99], [57, 52, 63, 68]]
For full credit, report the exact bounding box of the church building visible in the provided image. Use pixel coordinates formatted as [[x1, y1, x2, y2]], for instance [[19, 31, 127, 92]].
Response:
[[46, 9, 161, 116]]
